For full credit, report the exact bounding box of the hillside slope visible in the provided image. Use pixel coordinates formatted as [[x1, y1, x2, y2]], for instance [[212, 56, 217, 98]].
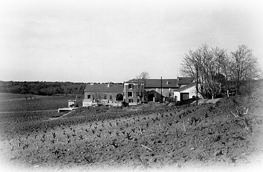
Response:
[[0, 81, 263, 172]]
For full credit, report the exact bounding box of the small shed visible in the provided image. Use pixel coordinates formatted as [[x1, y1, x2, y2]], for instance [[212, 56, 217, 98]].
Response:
[[174, 83, 202, 102]]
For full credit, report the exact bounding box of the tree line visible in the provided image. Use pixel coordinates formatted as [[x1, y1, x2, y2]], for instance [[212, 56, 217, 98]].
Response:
[[181, 44, 262, 99], [0, 81, 86, 96]]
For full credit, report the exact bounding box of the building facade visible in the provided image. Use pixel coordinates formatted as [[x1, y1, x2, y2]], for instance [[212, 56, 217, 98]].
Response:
[[123, 77, 196, 104], [144, 79, 179, 102], [83, 77, 198, 106], [123, 79, 144, 105], [82, 83, 123, 107], [173, 77, 201, 102], [174, 83, 203, 102]]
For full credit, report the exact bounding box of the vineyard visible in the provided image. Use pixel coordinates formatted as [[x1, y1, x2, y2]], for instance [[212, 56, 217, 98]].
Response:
[[0, 83, 263, 172]]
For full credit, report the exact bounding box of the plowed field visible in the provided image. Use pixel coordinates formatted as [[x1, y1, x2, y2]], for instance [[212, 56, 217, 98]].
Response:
[[1, 82, 263, 172]]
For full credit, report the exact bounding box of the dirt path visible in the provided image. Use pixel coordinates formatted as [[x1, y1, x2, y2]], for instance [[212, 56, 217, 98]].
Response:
[[47, 110, 76, 120]]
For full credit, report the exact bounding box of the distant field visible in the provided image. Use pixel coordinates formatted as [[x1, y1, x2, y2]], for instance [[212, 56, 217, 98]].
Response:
[[0, 93, 83, 112], [0, 93, 43, 100]]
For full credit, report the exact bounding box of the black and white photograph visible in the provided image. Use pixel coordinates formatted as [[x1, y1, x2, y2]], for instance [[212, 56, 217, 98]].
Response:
[[0, 0, 263, 172]]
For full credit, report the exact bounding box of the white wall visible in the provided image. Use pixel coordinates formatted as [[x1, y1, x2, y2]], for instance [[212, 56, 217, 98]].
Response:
[[181, 86, 198, 100], [174, 85, 202, 102], [82, 100, 93, 107], [174, 91, 180, 102]]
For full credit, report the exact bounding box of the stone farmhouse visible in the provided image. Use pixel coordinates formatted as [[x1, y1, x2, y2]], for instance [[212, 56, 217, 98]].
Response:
[[82, 83, 123, 107], [82, 77, 197, 106], [123, 79, 145, 105]]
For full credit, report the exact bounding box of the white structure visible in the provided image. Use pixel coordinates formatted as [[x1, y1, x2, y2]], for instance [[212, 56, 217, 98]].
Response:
[[174, 83, 202, 102], [68, 100, 76, 107]]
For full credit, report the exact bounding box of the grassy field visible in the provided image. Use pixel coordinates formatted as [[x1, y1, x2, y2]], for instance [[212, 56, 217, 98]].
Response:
[[0, 93, 83, 112], [0, 93, 40, 100]]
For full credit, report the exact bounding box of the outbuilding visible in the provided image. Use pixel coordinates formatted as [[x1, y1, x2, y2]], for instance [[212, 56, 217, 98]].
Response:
[[82, 83, 123, 107], [174, 83, 203, 102]]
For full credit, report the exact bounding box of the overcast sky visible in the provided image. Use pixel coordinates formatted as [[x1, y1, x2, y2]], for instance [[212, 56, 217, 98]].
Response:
[[0, 0, 263, 83]]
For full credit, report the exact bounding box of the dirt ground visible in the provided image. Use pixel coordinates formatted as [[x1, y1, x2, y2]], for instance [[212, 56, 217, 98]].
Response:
[[0, 82, 263, 172]]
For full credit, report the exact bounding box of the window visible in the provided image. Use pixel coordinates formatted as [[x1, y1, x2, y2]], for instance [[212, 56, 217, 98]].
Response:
[[104, 95, 107, 99], [128, 92, 133, 97], [87, 95, 91, 99], [116, 93, 123, 101], [128, 84, 134, 89], [129, 99, 133, 103], [110, 95, 112, 100]]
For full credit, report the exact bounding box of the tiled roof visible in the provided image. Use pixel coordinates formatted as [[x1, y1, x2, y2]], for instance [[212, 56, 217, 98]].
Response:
[[145, 79, 178, 88], [84, 83, 123, 93], [178, 77, 194, 85], [145, 90, 162, 96], [124, 77, 194, 89], [177, 82, 196, 92], [125, 79, 145, 84]]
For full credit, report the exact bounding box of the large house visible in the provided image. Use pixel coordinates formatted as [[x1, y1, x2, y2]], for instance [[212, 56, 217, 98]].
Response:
[[83, 77, 198, 106], [82, 83, 123, 107], [123, 79, 145, 105], [123, 77, 196, 105]]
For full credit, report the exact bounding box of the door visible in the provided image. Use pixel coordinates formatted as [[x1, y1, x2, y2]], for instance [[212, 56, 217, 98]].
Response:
[[180, 93, 189, 101]]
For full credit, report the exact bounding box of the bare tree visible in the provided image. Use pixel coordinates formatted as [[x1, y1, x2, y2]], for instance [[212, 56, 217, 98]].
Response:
[[230, 45, 261, 95], [135, 72, 150, 102], [181, 45, 227, 99], [181, 44, 262, 98], [213, 47, 231, 96], [136, 72, 150, 80]]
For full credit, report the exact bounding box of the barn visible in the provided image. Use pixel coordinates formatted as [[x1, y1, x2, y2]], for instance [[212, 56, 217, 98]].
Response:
[[82, 83, 123, 107]]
